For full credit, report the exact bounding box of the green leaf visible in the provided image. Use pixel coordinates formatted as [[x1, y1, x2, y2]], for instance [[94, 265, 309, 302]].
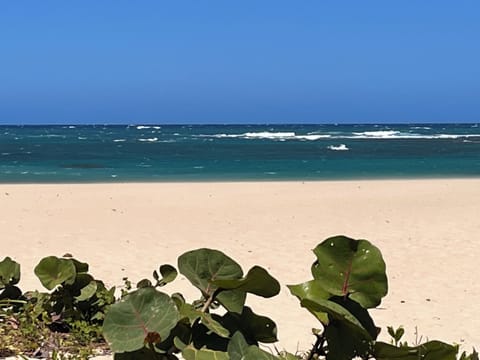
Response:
[[227, 331, 280, 359], [137, 279, 153, 288], [103, 287, 179, 353], [178, 248, 246, 313], [75, 280, 98, 301], [0, 257, 20, 288], [178, 302, 230, 338], [324, 321, 371, 360], [34, 256, 76, 290], [182, 344, 229, 360], [374, 341, 458, 360], [287, 280, 330, 324], [211, 266, 280, 298], [158, 264, 178, 285], [300, 298, 371, 339], [311, 235, 388, 308], [70, 258, 89, 273], [244, 345, 279, 360], [228, 331, 250, 360], [221, 306, 278, 343]]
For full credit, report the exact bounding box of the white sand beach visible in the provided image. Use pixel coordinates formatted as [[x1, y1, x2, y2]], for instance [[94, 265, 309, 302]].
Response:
[[1, 179, 479, 355]]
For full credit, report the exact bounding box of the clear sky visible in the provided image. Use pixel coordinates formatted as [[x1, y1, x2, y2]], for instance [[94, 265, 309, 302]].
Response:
[[1, 1, 479, 124]]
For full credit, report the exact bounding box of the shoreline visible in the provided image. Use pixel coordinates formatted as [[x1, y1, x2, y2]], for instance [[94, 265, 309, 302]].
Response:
[[2, 179, 479, 352], [1, 175, 480, 185]]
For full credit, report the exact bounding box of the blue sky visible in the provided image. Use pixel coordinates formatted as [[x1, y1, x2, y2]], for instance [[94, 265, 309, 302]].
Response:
[[1, 1, 479, 124]]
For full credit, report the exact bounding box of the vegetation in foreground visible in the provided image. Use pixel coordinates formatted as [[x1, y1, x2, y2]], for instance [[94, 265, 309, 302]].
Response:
[[1, 236, 478, 359]]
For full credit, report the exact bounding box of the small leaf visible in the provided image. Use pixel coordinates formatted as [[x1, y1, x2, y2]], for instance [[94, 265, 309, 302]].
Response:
[[211, 266, 280, 298], [158, 264, 178, 285], [0, 257, 20, 287], [178, 302, 230, 338], [103, 287, 179, 353], [137, 279, 153, 288], [75, 280, 98, 301], [34, 256, 76, 290]]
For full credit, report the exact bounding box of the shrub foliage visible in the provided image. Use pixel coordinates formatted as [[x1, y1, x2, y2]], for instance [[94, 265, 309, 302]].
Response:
[[0, 236, 478, 359]]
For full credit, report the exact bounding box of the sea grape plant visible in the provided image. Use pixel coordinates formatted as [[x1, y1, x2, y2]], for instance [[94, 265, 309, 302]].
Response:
[[32, 255, 116, 329], [1, 237, 478, 359], [103, 248, 287, 359], [0, 257, 22, 303], [288, 235, 472, 360], [103, 236, 478, 360]]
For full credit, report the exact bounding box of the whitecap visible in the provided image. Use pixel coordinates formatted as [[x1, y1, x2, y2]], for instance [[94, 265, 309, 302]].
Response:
[[328, 144, 349, 151], [296, 134, 331, 140], [352, 131, 400, 138], [138, 137, 158, 142], [113, 139, 127, 142], [136, 126, 151, 130]]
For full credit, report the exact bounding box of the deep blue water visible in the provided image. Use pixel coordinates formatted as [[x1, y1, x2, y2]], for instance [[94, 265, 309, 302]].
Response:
[[1, 124, 479, 182]]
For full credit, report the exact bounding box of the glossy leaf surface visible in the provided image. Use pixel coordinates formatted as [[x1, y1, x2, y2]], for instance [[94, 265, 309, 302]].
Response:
[[103, 287, 179, 353], [178, 248, 245, 312], [311, 235, 387, 308]]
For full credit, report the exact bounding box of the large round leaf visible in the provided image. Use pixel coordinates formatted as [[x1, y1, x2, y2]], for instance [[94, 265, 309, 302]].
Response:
[[103, 287, 179, 353], [34, 256, 76, 290], [178, 248, 245, 312], [311, 235, 388, 308]]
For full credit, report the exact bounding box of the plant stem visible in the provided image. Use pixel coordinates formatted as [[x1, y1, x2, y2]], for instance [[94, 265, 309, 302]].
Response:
[[307, 333, 325, 360], [200, 289, 220, 313]]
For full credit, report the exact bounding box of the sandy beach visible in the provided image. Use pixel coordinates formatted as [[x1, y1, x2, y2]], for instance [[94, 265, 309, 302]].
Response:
[[1, 179, 479, 354]]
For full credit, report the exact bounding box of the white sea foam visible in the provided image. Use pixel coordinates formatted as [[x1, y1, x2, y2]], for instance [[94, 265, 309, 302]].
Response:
[[352, 130, 400, 138], [198, 131, 330, 141], [328, 144, 349, 151], [296, 134, 331, 140], [113, 139, 127, 142], [136, 126, 151, 129], [78, 137, 87, 140], [348, 131, 480, 139], [138, 137, 158, 142]]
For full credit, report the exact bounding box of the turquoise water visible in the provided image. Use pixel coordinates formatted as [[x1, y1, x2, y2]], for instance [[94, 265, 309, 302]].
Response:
[[1, 124, 479, 182]]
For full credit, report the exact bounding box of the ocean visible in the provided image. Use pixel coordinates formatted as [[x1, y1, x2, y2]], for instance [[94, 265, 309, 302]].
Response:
[[0, 123, 479, 182]]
